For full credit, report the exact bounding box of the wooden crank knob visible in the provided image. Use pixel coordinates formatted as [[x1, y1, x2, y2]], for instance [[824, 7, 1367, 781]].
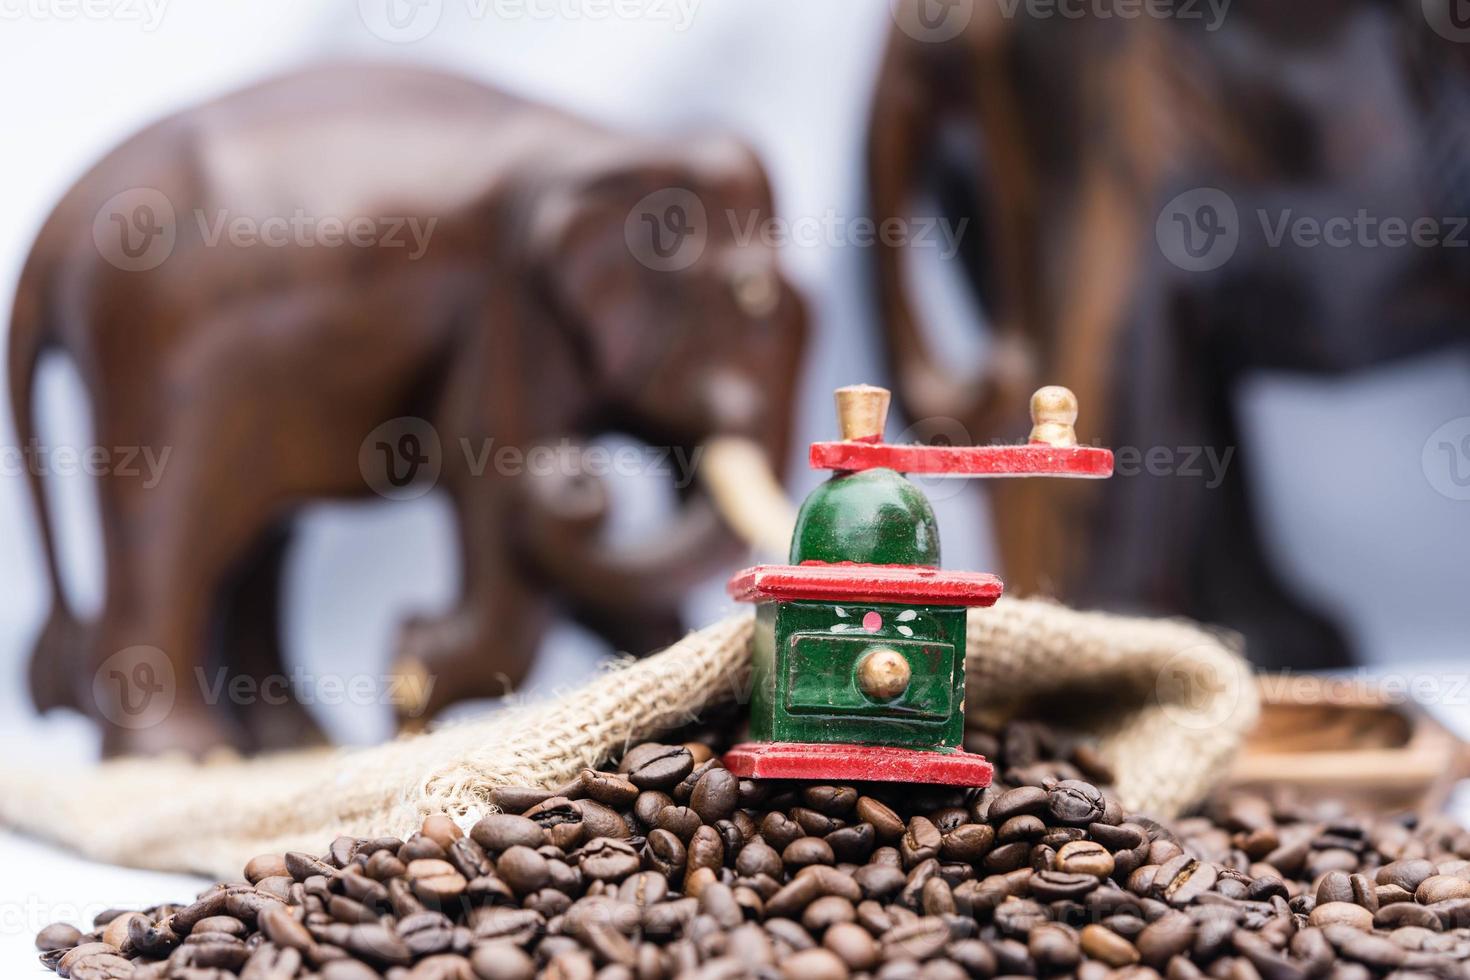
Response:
[[835, 385, 891, 443], [1028, 385, 1079, 447]]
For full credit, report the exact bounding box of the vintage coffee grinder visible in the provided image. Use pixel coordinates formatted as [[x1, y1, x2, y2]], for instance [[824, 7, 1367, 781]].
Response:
[[723, 384, 1113, 786]]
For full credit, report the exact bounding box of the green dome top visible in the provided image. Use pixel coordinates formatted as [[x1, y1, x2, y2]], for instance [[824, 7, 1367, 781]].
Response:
[[789, 468, 940, 567]]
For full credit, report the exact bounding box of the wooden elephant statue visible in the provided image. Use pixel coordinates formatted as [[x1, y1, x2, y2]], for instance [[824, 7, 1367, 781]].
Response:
[[868, 0, 1470, 668], [9, 64, 807, 756]]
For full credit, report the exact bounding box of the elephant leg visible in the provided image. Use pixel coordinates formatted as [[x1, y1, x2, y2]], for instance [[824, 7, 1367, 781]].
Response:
[[93, 532, 254, 758], [389, 563, 552, 728], [89, 409, 286, 757], [214, 523, 328, 752]]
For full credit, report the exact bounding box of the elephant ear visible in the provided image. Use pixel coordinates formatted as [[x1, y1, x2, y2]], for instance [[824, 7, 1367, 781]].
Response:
[[527, 137, 770, 392], [528, 164, 693, 392]]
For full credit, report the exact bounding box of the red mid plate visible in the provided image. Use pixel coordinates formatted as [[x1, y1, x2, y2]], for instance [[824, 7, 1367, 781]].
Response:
[[724, 742, 993, 787], [810, 441, 1114, 477], [727, 562, 1002, 607]]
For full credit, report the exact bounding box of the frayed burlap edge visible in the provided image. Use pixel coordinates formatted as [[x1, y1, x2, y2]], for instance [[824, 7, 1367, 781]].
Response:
[[0, 597, 1255, 880]]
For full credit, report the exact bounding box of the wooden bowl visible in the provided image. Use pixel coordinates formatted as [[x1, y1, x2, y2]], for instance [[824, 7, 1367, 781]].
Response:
[[1227, 675, 1470, 813]]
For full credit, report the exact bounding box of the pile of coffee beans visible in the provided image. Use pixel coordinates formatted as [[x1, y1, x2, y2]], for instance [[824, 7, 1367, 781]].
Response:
[[35, 721, 1470, 979]]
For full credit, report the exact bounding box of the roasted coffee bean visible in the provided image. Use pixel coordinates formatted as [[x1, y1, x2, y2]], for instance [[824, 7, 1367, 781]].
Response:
[[784, 836, 835, 868], [781, 946, 849, 980], [623, 744, 694, 790], [36, 923, 83, 951], [1161, 858, 1218, 906], [881, 915, 951, 960], [520, 796, 585, 850], [281, 851, 335, 883], [1417, 874, 1470, 904], [256, 904, 314, 955], [495, 846, 549, 895], [1137, 910, 1196, 967], [982, 841, 1031, 874], [575, 798, 630, 840], [800, 784, 857, 816], [1056, 839, 1115, 878], [1311, 902, 1375, 930], [1325, 923, 1407, 969], [419, 815, 463, 852], [1374, 901, 1442, 931], [802, 894, 856, 932], [244, 855, 291, 884], [1081, 923, 1141, 966], [736, 838, 784, 879], [1317, 870, 1354, 905], [40, 730, 1470, 980], [766, 874, 822, 918], [758, 810, 803, 852], [632, 790, 672, 830], [1378, 860, 1437, 893], [687, 824, 726, 874], [825, 822, 876, 863], [689, 767, 739, 823], [66, 952, 134, 979], [192, 915, 247, 937], [578, 769, 639, 808], [897, 816, 942, 868], [1031, 870, 1101, 902], [997, 813, 1046, 843], [579, 837, 641, 882], [988, 785, 1049, 824], [938, 822, 994, 863], [406, 953, 477, 979], [240, 942, 303, 979], [1031, 922, 1082, 971], [654, 803, 701, 842], [855, 796, 905, 841], [823, 920, 878, 970], [471, 814, 546, 853], [645, 828, 686, 877], [853, 863, 906, 901], [1048, 780, 1107, 826], [1349, 872, 1379, 912], [321, 960, 385, 980], [1088, 821, 1145, 852]]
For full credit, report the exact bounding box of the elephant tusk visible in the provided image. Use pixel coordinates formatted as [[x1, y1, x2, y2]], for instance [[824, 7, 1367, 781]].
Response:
[[700, 436, 796, 560]]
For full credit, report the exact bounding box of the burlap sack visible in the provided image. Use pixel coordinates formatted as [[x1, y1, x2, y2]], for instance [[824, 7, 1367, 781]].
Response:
[[0, 597, 1255, 880]]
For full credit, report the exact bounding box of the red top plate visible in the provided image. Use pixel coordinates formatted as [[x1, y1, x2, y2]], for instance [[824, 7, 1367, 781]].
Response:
[[809, 441, 1114, 477], [728, 562, 1003, 607]]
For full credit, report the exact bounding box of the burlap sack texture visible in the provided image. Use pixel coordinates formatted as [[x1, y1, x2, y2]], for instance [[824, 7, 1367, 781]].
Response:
[[0, 597, 1256, 881]]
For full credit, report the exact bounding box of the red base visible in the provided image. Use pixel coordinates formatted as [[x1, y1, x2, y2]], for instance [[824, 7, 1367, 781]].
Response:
[[723, 742, 993, 787]]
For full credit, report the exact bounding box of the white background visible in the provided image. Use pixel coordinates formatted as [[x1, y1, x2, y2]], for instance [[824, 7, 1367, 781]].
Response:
[[1, 0, 1469, 972]]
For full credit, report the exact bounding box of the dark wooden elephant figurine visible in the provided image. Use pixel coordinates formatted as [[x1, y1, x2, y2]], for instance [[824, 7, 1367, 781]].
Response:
[[9, 64, 806, 756], [868, 0, 1470, 668]]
